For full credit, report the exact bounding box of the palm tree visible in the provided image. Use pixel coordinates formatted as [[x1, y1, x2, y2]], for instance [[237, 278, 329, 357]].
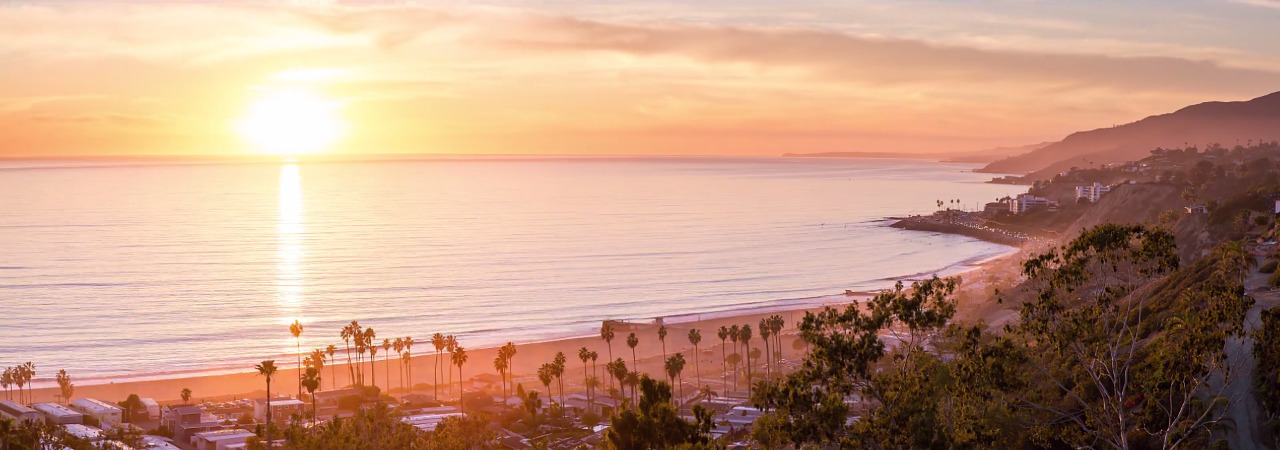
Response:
[[578, 347, 592, 412], [552, 352, 567, 408], [537, 364, 554, 414], [1217, 240, 1258, 285], [759, 318, 772, 380], [393, 338, 405, 393], [255, 360, 279, 443], [729, 325, 740, 389], [445, 335, 458, 393], [301, 367, 321, 431], [325, 345, 338, 390], [431, 333, 446, 399], [289, 320, 304, 399], [402, 336, 415, 393], [451, 346, 468, 412], [657, 324, 668, 364], [600, 322, 616, 390], [665, 354, 686, 406], [307, 349, 326, 393], [716, 326, 729, 393], [607, 358, 628, 404], [769, 315, 784, 363], [699, 384, 715, 406], [626, 333, 639, 370], [493, 353, 509, 406], [55, 369, 73, 405], [501, 342, 517, 402], [624, 371, 640, 405], [180, 388, 192, 404], [740, 325, 753, 395], [1, 368, 10, 401], [362, 328, 377, 387], [341, 322, 358, 386], [687, 329, 702, 389], [725, 352, 741, 391], [382, 338, 392, 394]]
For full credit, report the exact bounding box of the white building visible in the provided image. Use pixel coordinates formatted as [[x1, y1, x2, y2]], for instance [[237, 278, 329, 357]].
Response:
[[32, 402, 84, 425], [139, 398, 161, 420], [71, 398, 124, 427], [1075, 182, 1112, 202], [0, 401, 41, 424], [191, 428, 257, 450], [252, 397, 305, 423], [62, 423, 105, 441], [1010, 193, 1057, 214], [401, 412, 465, 432]]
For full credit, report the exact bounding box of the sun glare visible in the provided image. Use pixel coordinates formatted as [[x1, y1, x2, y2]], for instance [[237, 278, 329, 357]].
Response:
[[237, 89, 345, 155]]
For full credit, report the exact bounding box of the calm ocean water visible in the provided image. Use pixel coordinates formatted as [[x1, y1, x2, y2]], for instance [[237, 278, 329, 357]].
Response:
[[0, 156, 1017, 384]]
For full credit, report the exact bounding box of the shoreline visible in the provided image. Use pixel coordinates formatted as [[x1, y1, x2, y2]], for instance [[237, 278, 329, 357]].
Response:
[[23, 244, 1024, 405]]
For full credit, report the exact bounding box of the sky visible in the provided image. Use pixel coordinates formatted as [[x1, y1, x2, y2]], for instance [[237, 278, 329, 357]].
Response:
[[2, 0, 1279, 157]]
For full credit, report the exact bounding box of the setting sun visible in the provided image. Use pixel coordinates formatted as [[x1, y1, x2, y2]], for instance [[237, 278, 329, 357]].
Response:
[[237, 88, 345, 155]]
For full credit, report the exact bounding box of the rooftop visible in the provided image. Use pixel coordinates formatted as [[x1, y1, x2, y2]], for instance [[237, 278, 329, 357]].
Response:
[[254, 397, 305, 407], [32, 402, 84, 418], [192, 428, 257, 441], [63, 424, 104, 440], [71, 398, 123, 415], [0, 400, 36, 417]]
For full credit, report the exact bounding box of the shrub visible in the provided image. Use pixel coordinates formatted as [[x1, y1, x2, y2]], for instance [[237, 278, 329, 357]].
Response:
[[338, 395, 364, 411], [1269, 270, 1280, 287], [1262, 260, 1279, 274]]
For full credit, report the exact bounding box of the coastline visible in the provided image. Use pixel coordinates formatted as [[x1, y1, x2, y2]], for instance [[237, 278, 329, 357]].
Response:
[[23, 237, 1025, 406]]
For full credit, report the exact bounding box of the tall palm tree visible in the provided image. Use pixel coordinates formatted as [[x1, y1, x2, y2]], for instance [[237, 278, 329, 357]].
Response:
[[325, 345, 337, 390], [255, 360, 278, 443], [289, 320, 304, 399], [23, 363, 35, 405], [666, 354, 686, 406], [452, 346, 468, 412], [402, 336, 415, 393], [687, 329, 702, 390], [552, 352, 567, 408], [181, 388, 192, 404], [1, 368, 10, 401], [716, 326, 729, 393], [493, 353, 509, 407], [578, 347, 592, 412], [600, 323, 616, 390], [740, 325, 753, 395], [769, 315, 784, 363], [626, 333, 639, 370], [393, 338, 405, 393], [445, 335, 458, 393], [657, 324, 668, 364], [307, 349, 326, 393], [368, 344, 379, 393], [537, 364, 554, 413], [759, 318, 772, 380], [728, 325, 740, 390], [624, 371, 640, 405], [501, 342, 517, 401], [362, 328, 377, 387], [300, 367, 321, 432], [382, 338, 392, 394], [341, 322, 358, 386], [430, 333, 446, 400], [607, 358, 627, 403]]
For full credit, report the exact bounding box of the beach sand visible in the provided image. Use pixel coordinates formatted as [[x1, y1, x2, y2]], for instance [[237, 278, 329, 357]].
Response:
[[25, 248, 1029, 407]]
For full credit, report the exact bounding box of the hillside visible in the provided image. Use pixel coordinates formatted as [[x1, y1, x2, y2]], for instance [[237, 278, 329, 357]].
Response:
[[979, 91, 1280, 178], [785, 142, 1050, 163]]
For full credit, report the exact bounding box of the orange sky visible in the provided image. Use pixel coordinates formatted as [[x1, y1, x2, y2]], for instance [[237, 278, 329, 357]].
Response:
[[2, 1, 1279, 157]]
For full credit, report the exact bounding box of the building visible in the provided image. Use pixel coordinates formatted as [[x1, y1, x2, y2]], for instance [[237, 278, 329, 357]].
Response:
[[1075, 182, 1112, 202], [33, 402, 85, 425], [139, 398, 161, 419], [1009, 193, 1058, 214], [163, 405, 220, 444], [311, 388, 363, 408], [401, 412, 465, 432], [190, 428, 256, 450], [71, 398, 124, 427], [62, 424, 105, 441], [0, 401, 41, 424], [983, 201, 1008, 215], [252, 397, 305, 423], [1186, 205, 1209, 214]]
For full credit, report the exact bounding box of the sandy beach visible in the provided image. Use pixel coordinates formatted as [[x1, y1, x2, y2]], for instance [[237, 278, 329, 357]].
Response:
[[21, 243, 1031, 408]]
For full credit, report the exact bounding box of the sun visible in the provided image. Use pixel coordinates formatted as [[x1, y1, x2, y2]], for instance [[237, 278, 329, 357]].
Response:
[[237, 88, 346, 155]]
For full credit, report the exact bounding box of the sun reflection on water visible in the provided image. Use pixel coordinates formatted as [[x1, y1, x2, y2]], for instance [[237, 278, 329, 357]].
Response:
[[277, 163, 305, 319]]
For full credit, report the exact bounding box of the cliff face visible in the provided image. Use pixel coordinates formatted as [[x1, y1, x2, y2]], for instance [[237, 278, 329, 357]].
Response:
[[1061, 183, 1233, 263], [980, 91, 1280, 178]]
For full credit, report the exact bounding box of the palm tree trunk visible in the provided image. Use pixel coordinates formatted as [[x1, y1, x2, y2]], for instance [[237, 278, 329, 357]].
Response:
[[457, 364, 464, 413], [265, 380, 272, 444], [385, 353, 391, 396], [296, 340, 302, 400], [720, 340, 727, 393]]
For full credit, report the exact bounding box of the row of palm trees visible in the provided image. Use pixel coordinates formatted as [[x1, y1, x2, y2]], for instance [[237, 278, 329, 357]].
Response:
[[1, 363, 35, 404]]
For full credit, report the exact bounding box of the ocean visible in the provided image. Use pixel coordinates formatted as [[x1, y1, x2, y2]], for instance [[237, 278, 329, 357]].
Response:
[[0, 156, 1018, 385]]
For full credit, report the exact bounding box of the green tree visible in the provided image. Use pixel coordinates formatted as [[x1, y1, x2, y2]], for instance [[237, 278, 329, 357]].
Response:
[[605, 375, 716, 450]]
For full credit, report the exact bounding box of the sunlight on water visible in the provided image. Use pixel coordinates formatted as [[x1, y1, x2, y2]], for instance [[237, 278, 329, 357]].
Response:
[[277, 163, 305, 331]]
